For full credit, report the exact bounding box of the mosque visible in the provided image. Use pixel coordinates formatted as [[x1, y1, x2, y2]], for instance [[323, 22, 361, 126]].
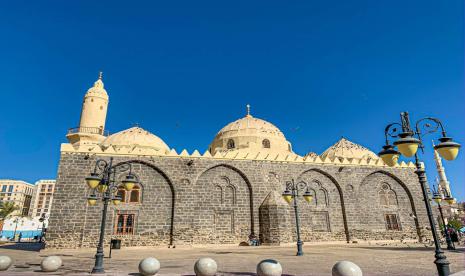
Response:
[[47, 74, 431, 248]]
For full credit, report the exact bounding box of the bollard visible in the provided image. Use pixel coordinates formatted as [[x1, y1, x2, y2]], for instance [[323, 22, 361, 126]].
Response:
[[41, 256, 62, 272], [194, 257, 217, 276], [257, 259, 282, 276], [332, 261, 363, 276], [138, 257, 161, 276], [0, 256, 12, 271]]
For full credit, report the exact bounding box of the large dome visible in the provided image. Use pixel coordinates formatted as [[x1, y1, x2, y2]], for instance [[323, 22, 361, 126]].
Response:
[[101, 126, 170, 154], [209, 106, 294, 155]]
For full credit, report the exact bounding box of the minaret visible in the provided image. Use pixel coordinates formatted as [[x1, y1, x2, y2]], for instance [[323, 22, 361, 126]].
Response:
[[432, 140, 451, 195], [66, 72, 109, 145]]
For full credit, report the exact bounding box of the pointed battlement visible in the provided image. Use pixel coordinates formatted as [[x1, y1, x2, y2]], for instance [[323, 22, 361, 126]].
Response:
[[60, 143, 415, 168]]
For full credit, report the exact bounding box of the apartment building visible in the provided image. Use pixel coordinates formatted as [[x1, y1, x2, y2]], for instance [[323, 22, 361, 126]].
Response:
[[30, 180, 56, 217], [0, 180, 35, 216]]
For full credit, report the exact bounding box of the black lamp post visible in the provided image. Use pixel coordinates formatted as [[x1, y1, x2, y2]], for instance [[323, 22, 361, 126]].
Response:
[[282, 179, 314, 256], [378, 112, 461, 276], [432, 185, 456, 250], [85, 157, 139, 274]]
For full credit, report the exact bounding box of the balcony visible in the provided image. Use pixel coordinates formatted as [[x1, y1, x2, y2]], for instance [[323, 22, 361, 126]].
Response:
[[67, 127, 109, 136]]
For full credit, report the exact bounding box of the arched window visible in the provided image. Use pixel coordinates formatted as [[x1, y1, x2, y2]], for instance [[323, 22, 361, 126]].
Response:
[[379, 183, 397, 207], [224, 185, 236, 205], [262, 139, 271, 148], [117, 187, 126, 202], [129, 186, 141, 203], [387, 190, 398, 206], [117, 185, 141, 203], [319, 188, 328, 207], [215, 185, 223, 204], [227, 139, 235, 149]]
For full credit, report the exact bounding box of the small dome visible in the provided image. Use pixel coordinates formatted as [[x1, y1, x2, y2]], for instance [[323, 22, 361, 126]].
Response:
[[305, 152, 319, 159], [101, 126, 170, 154], [320, 137, 377, 160], [209, 105, 294, 155]]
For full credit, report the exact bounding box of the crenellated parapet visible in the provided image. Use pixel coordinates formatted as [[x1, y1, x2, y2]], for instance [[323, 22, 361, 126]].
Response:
[[60, 142, 416, 168]]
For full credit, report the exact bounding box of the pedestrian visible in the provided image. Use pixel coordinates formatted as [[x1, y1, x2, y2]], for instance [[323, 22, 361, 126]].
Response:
[[18, 232, 22, 243], [450, 229, 459, 243]]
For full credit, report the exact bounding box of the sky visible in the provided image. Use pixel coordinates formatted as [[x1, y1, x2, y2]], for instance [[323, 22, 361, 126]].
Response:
[[0, 1, 463, 200]]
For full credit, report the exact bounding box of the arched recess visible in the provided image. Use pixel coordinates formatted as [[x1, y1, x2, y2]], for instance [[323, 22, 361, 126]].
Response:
[[194, 164, 254, 243], [362, 170, 420, 239], [296, 168, 350, 242], [114, 160, 176, 246]]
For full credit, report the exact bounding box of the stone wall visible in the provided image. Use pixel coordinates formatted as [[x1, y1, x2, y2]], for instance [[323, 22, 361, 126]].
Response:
[[47, 152, 430, 248]]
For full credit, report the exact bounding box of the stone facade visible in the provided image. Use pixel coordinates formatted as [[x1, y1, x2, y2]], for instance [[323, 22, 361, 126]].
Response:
[[47, 152, 430, 249]]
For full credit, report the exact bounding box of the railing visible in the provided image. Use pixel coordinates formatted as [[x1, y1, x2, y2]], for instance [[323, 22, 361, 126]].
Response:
[[67, 127, 109, 136]]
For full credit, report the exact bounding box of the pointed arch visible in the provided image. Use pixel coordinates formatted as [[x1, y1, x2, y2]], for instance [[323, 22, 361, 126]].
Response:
[[297, 168, 350, 242], [195, 163, 255, 236], [363, 170, 420, 239], [113, 160, 176, 246]]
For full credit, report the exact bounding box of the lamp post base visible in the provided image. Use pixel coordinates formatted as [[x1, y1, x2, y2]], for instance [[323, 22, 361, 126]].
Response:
[[91, 268, 105, 274], [91, 252, 105, 274], [434, 250, 450, 276], [296, 240, 303, 256]]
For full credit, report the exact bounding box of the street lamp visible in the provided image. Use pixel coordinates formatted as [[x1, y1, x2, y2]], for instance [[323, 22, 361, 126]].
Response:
[[86, 157, 139, 274], [282, 179, 313, 256], [432, 185, 456, 250], [378, 112, 460, 276], [38, 213, 48, 243]]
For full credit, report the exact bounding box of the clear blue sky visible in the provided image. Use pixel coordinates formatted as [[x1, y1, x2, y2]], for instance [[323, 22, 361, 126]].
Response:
[[0, 1, 463, 199]]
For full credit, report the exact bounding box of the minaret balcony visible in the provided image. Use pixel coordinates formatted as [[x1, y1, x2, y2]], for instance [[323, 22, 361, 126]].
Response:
[[67, 127, 109, 136]]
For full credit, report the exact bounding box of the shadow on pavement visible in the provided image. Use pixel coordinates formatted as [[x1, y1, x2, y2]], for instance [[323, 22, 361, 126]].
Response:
[[0, 243, 45, 252], [359, 246, 465, 253]]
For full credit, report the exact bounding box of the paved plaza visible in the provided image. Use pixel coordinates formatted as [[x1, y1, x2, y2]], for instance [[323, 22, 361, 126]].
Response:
[[0, 241, 463, 275]]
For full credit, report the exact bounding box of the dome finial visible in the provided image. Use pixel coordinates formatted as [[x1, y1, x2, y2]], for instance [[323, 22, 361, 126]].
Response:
[[246, 104, 251, 117], [93, 71, 104, 89]]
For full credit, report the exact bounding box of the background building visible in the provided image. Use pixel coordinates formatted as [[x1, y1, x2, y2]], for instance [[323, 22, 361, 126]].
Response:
[[0, 216, 44, 240], [30, 180, 56, 217], [0, 180, 35, 216]]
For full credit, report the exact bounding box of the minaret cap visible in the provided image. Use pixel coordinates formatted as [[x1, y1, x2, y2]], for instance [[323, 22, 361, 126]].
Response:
[[246, 104, 252, 117], [93, 71, 104, 89]]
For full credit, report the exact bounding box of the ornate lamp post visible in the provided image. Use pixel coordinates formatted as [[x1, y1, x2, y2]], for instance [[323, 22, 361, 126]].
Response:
[[85, 157, 139, 274], [432, 184, 456, 250], [378, 112, 460, 276], [282, 179, 314, 256]]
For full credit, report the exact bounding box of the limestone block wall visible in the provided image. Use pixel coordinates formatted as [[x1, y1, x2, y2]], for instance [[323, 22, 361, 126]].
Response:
[[47, 152, 430, 248], [259, 191, 292, 245]]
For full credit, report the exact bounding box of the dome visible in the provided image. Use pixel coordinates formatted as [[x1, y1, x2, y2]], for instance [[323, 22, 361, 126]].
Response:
[[101, 126, 170, 154], [320, 137, 378, 160], [209, 105, 294, 155]]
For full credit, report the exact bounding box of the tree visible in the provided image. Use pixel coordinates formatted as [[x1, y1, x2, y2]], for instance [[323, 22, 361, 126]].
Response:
[[448, 218, 464, 231], [0, 202, 19, 230], [0, 202, 19, 219]]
